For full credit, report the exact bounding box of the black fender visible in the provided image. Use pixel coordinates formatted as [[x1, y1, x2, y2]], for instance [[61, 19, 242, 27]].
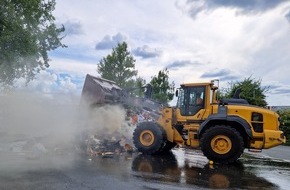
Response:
[[197, 114, 253, 139]]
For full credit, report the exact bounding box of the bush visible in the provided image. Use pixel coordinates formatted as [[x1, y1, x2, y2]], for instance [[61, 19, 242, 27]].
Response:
[[277, 109, 290, 146]]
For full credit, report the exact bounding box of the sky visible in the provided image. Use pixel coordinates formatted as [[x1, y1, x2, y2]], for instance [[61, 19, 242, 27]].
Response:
[[17, 0, 290, 106]]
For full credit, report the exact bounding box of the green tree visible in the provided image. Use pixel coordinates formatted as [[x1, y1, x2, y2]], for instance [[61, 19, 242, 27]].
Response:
[[0, 0, 66, 86], [221, 77, 268, 107], [97, 42, 137, 88], [122, 76, 147, 97], [277, 109, 290, 146], [150, 68, 174, 104], [133, 76, 146, 97]]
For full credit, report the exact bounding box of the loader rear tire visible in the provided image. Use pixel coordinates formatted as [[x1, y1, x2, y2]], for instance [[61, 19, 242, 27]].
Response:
[[133, 122, 165, 155], [200, 125, 244, 164]]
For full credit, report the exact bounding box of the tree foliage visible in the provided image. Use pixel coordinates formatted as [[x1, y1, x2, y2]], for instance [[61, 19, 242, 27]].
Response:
[[97, 42, 137, 88], [277, 109, 290, 145], [221, 77, 268, 107], [134, 77, 146, 97], [123, 76, 147, 97], [150, 68, 174, 104], [0, 0, 66, 86]]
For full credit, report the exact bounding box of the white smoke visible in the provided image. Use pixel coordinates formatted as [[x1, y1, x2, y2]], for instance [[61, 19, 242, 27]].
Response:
[[0, 91, 80, 150], [0, 90, 134, 153], [85, 104, 134, 145]]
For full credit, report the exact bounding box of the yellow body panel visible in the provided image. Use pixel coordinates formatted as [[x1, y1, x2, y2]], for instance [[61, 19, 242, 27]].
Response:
[[158, 108, 184, 144], [264, 129, 286, 149]]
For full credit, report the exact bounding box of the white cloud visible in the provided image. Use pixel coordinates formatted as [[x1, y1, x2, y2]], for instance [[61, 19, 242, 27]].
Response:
[[95, 33, 128, 50], [14, 71, 57, 93], [62, 19, 83, 36], [14, 69, 84, 97], [133, 45, 162, 59], [49, 57, 98, 76], [45, 0, 290, 106], [176, 0, 287, 17], [59, 76, 77, 93]]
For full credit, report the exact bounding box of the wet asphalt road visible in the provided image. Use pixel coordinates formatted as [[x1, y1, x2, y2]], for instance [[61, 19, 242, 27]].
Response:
[[257, 145, 290, 162], [0, 147, 290, 190]]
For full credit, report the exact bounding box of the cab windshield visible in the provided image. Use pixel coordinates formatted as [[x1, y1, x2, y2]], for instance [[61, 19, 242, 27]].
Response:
[[177, 86, 205, 116]]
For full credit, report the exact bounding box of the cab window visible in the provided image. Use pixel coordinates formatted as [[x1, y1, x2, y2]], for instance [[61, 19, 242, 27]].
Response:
[[177, 86, 205, 116]]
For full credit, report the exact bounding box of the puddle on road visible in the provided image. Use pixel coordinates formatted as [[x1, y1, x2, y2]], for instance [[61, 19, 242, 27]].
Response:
[[131, 148, 288, 189], [242, 153, 290, 190], [1, 147, 289, 189]]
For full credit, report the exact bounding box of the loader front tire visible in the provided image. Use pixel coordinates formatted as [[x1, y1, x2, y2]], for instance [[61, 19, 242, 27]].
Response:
[[200, 125, 244, 164], [133, 122, 165, 155]]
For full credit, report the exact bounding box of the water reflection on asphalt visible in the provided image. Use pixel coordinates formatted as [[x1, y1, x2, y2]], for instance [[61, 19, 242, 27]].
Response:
[[0, 148, 289, 189], [131, 148, 289, 189]]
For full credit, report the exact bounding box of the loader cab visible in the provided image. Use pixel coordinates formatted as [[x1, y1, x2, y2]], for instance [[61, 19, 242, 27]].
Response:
[[176, 81, 218, 116], [177, 85, 205, 116]]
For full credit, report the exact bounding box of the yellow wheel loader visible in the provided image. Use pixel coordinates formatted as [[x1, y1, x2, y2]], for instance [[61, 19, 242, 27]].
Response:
[[133, 80, 286, 164], [81, 74, 286, 164]]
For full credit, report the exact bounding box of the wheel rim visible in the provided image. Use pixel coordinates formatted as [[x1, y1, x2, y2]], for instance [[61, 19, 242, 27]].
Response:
[[140, 130, 155, 146], [211, 135, 232, 154]]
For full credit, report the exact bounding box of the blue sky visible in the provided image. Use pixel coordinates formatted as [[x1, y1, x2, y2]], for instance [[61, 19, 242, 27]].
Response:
[[20, 0, 290, 106]]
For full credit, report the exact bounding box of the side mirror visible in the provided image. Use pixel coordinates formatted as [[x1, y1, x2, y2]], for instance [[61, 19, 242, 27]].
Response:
[[175, 89, 179, 97]]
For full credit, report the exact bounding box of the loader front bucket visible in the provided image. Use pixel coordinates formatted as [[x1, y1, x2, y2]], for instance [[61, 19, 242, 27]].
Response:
[[81, 74, 161, 118], [81, 74, 124, 107]]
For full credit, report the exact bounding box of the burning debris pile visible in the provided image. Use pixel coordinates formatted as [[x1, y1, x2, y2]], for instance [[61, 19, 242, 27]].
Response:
[[83, 104, 159, 157], [80, 74, 161, 157]]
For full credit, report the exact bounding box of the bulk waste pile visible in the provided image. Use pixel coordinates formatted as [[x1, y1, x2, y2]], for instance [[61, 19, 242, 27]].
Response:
[[81, 74, 161, 157]]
